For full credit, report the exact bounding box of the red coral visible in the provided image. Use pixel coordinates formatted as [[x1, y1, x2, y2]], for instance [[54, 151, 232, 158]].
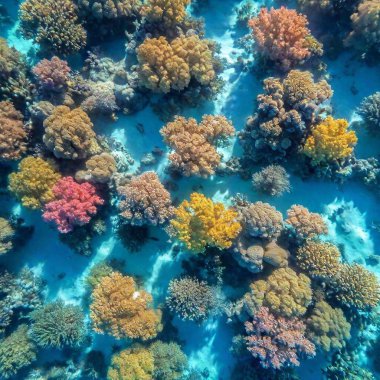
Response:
[[42, 176, 104, 233], [245, 307, 315, 370]]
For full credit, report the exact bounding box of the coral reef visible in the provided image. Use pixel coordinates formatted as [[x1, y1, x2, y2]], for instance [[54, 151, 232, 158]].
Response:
[[81, 81, 119, 116], [166, 276, 218, 322], [8, 157, 61, 209], [170, 192, 241, 253], [30, 301, 85, 348], [90, 272, 162, 340], [85, 261, 115, 289], [0, 218, 15, 255], [252, 165, 290, 196], [0, 101, 28, 161], [42, 176, 104, 233], [231, 236, 264, 273], [245, 307, 316, 369], [161, 115, 234, 177], [43, 106, 100, 159], [303, 116, 357, 166], [357, 92, 380, 135], [248, 7, 322, 71], [306, 301, 350, 352], [118, 172, 174, 226], [19, 0, 87, 55], [108, 348, 154, 380]]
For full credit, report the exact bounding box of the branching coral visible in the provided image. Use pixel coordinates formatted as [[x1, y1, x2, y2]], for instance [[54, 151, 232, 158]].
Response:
[[0, 218, 15, 255], [43, 106, 100, 159], [42, 176, 104, 233], [19, 0, 87, 55], [166, 276, 218, 322], [357, 92, 380, 135], [30, 300, 85, 348], [161, 115, 234, 177], [137, 35, 215, 93], [0, 101, 28, 161], [141, 0, 191, 28], [286, 205, 327, 240], [170, 192, 241, 253], [334, 263, 380, 309], [245, 307, 315, 370], [239, 70, 332, 163], [90, 272, 162, 340], [252, 165, 290, 196], [345, 0, 380, 54], [248, 7, 322, 71], [76, 153, 117, 184], [8, 157, 61, 209], [245, 268, 312, 318], [32, 57, 71, 91], [306, 301, 350, 352], [108, 348, 154, 380], [303, 116, 358, 165], [0, 325, 37, 379], [296, 241, 341, 279], [117, 172, 174, 226]]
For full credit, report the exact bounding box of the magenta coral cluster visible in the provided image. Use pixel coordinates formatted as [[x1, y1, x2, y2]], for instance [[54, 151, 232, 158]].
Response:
[[32, 57, 71, 91]]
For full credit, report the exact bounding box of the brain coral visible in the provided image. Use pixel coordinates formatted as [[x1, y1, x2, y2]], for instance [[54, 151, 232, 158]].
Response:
[[8, 157, 61, 209], [75, 153, 117, 184], [19, 0, 87, 55], [90, 272, 162, 340], [137, 35, 215, 93], [0, 101, 28, 161], [161, 115, 235, 177], [245, 267, 312, 318], [170, 192, 241, 253], [118, 171, 174, 226], [43, 106, 100, 160]]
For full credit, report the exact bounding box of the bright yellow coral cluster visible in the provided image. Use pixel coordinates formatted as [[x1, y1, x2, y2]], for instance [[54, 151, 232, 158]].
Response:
[[170, 192, 241, 253], [303, 116, 358, 165], [8, 156, 61, 209], [137, 35, 215, 93], [90, 272, 162, 340]]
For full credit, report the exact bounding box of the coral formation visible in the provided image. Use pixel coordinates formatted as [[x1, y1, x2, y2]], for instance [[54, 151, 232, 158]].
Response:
[[306, 301, 351, 352], [357, 92, 380, 135], [231, 236, 264, 273], [166, 276, 218, 322], [0, 218, 15, 255], [8, 157, 61, 209], [161, 115, 234, 177], [80, 81, 118, 116], [118, 172, 174, 226], [42, 176, 104, 233], [303, 116, 358, 165], [252, 165, 290, 196], [170, 192, 241, 252], [90, 272, 162, 340], [245, 307, 316, 369], [30, 301, 85, 348], [75, 153, 117, 184], [248, 7, 322, 71], [0, 101, 28, 161], [85, 261, 115, 289], [19, 0, 87, 55], [43, 106, 100, 160]]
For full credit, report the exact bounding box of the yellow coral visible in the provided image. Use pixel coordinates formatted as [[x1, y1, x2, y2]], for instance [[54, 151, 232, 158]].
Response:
[[90, 272, 162, 340], [303, 116, 358, 165], [296, 241, 341, 279], [0, 218, 15, 255], [8, 156, 61, 209], [108, 348, 154, 380], [170, 193, 241, 253], [246, 267, 312, 318]]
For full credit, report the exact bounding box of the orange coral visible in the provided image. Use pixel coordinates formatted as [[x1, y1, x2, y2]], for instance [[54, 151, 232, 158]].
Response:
[[90, 272, 162, 340], [161, 115, 235, 177]]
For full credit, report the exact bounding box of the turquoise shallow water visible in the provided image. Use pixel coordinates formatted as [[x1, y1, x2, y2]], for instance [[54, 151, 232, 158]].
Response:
[[1, 0, 380, 379]]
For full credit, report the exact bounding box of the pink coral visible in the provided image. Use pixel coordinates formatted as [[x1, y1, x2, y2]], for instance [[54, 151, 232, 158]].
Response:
[[248, 7, 320, 71], [32, 56, 71, 91], [42, 176, 104, 233], [245, 306, 315, 370]]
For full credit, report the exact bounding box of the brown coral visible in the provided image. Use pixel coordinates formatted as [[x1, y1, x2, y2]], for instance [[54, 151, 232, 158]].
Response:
[[43, 106, 100, 160], [117, 171, 174, 226], [90, 272, 162, 340], [75, 153, 117, 184], [0, 101, 28, 161], [0, 218, 15, 255], [160, 115, 234, 177]]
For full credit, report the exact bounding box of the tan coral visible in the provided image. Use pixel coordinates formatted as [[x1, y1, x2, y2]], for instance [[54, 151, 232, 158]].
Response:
[[0, 218, 15, 255], [75, 153, 117, 184]]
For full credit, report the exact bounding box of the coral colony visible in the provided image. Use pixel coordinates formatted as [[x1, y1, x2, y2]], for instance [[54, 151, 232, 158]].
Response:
[[0, 0, 380, 379]]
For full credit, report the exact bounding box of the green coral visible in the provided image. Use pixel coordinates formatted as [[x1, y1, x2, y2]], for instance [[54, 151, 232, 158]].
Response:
[[0, 325, 37, 379], [30, 300, 86, 348], [85, 261, 115, 289]]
